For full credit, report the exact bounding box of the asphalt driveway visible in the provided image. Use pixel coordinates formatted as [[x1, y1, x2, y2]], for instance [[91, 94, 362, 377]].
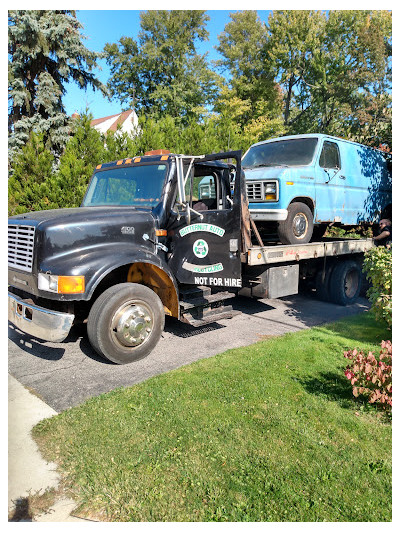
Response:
[[8, 293, 369, 412]]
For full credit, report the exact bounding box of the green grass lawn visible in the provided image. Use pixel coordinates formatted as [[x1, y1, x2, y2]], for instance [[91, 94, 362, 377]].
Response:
[[33, 311, 391, 522]]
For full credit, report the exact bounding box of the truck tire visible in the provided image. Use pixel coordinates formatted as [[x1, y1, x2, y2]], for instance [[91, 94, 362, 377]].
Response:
[[315, 262, 335, 301], [329, 260, 361, 306], [277, 202, 314, 244], [87, 283, 165, 364]]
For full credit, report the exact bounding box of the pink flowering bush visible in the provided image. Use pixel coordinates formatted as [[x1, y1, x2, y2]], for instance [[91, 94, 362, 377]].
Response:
[[344, 340, 392, 409]]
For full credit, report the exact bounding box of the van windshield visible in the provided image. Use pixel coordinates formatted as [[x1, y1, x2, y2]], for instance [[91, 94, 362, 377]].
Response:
[[242, 138, 319, 169], [83, 164, 167, 207]]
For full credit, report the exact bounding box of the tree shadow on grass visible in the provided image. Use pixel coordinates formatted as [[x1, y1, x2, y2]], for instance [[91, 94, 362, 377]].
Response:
[[298, 371, 391, 420], [298, 371, 357, 410]]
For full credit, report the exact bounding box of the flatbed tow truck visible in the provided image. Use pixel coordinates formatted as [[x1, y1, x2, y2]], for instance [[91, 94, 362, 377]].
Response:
[[8, 150, 374, 364]]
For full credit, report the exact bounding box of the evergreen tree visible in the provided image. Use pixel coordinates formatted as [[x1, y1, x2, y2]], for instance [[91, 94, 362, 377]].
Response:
[[56, 113, 106, 207], [8, 10, 107, 159], [104, 10, 220, 123], [8, 132, 58, 215]]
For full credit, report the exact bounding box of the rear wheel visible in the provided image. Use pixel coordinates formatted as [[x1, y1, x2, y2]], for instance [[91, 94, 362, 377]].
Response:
[[329, 260, 361, 306], [277, 202, 314, 244], [87, 283, 165, 364]]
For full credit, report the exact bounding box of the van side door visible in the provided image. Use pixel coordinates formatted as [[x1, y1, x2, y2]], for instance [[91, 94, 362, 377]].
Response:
[[314, 140, 346, 223]]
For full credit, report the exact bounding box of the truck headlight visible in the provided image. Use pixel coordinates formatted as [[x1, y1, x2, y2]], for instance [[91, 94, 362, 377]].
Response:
[[38, 273, 85, 294], [264, 182, 277, 201]]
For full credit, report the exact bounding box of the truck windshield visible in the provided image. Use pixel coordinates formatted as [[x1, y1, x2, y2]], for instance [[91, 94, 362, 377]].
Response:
[[242, 138, 319, 169], [83, 164, 167, 207]]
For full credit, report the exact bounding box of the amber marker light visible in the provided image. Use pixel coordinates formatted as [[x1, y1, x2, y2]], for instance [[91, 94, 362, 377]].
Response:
[[57, 276, 85, 294], [155, 229, 167, 237]]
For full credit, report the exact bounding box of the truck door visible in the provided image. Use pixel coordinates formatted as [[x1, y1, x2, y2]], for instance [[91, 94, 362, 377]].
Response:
[[314, 140, 346, 223], [167, 159, 242, 289]]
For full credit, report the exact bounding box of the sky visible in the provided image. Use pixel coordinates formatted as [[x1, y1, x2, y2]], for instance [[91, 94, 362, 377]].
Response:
[[63, 10, 271, 120]]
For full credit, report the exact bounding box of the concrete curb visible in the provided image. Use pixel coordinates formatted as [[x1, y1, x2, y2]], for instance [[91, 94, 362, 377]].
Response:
[[8, 374, 88, 522]]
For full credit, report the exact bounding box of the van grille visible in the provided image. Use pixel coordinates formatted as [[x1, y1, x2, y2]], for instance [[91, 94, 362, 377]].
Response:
[[8, 224, 36, 272], [246, 182, 263, 201]]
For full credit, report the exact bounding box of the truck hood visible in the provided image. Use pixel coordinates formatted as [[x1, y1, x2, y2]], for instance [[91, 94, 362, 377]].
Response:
[[9, 206, 153, 227], [244, 167, 289, 180], [9, 207, 157, 269]]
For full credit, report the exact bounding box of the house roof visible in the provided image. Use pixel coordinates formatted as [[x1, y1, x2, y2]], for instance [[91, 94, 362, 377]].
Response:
[[90, 109, 134, 132]]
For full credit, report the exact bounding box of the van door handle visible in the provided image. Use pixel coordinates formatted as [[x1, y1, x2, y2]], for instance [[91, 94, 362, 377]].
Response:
[[339, 175, 346, 180]]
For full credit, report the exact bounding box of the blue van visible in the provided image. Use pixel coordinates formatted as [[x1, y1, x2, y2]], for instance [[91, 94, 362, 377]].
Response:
[[242, 134, 392, 244]]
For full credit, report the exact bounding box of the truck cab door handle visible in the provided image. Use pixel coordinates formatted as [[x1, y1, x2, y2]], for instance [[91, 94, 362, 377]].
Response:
[[339, 175, 346, 180]]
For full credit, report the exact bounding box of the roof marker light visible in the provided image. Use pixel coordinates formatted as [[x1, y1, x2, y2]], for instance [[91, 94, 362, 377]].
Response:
[[145, 150, 170, 156]]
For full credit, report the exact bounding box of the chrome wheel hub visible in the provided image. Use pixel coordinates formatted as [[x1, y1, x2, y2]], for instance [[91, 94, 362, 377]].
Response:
[[112, 301, 154, 348], [344, 270, 358, 298], [293, 213, 308, 238]]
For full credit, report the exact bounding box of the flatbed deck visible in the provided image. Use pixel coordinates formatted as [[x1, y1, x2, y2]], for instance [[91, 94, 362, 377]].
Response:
[[246, 238, 375, 266]]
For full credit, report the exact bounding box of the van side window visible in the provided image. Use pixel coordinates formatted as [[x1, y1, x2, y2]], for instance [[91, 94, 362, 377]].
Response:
[[319, 141, 340, 169]]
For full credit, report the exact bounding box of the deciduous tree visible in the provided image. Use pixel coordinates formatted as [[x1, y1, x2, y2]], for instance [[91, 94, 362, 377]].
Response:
[[104, 10, 220, 123], [215, 11, 282, 127]]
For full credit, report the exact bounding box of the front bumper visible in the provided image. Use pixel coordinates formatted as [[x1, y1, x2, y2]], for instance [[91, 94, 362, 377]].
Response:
[[8, 292, 74, 342], [249, 208, 288, 221]]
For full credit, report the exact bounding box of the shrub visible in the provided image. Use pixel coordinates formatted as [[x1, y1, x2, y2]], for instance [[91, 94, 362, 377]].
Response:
[[8, 132, 66, 215], [344, 340, 392, 409], [363, 246, 392, 328]]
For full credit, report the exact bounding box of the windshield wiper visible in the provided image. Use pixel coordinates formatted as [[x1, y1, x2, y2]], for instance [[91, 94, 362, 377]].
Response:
[[250, 163, 289, 169]]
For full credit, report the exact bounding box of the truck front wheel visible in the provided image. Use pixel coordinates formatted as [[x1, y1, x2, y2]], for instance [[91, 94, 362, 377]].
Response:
[[277, 202, 314, 244], [87, 283, 165, 364]]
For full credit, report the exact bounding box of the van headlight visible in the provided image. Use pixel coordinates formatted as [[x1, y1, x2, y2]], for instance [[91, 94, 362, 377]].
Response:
[[38, 273, 85, 294], [264, 182, 278, 201]]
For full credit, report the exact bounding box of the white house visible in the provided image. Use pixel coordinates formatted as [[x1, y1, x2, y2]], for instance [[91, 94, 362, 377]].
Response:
[[90, 109, 139, 135], [71, 109, 139, 135]]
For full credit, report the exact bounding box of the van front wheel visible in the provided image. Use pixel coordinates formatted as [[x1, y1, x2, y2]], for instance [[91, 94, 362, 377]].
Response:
[[278, 202, 314, 244]]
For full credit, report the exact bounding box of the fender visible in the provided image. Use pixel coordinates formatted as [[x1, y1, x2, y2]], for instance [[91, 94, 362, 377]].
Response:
[[37, 241, 179, 307]]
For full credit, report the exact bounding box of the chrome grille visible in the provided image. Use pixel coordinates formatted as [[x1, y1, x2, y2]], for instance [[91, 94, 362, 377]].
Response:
[[246, 181, 263, 201], [8, 224, 36, 272]]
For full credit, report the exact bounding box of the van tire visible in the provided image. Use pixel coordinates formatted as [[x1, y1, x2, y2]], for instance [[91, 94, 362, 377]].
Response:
[[329, 260, 361, 306], [278, 202, 314, 244], [87, 283, 165, 364]]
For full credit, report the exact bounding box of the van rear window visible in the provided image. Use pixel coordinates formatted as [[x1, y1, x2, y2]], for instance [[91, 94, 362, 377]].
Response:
[[242, 138, 318, 169]]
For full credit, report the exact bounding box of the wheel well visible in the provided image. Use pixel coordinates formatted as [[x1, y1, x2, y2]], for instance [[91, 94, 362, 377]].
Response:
[[127, 262, 179, 318], [91, 263, 179, 319], [381, 204, 392, 221], [289, 197, 315, 215]]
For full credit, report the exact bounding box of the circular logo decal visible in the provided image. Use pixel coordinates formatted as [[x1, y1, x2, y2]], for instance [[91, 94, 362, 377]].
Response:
[[193, 239, 209, 258]]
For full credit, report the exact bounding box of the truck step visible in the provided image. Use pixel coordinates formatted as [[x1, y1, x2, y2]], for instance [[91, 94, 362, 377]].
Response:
[[179, 285, 211, 298], [179, 289, 236, 310], [181, 305, 240, 327]]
